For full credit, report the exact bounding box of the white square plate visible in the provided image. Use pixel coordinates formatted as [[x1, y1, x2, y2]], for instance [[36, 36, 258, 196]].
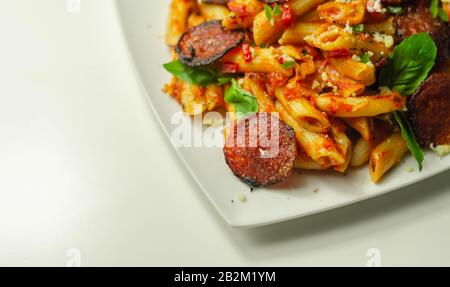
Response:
[[114, 0, 450, 228]]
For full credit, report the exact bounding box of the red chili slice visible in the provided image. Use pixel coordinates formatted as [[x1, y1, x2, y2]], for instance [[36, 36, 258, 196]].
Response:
[[241, 44, 252, 63]]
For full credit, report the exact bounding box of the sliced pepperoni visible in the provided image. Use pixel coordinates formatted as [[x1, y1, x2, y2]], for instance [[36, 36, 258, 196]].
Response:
[[224, 113, 298, 188], [408, 73, 450, 146], [176, 20, 245, 67]]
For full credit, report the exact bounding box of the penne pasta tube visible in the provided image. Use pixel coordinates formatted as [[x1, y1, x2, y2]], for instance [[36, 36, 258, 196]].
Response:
[[290, 0, 326, 16], [187, 12, 206, 28], [370, 133, 408, 182], [223, 0, 263, 30], [295, 152, 329, 170], [305, 25, 355, 51], [276, 101, 346, 166], [351, 137, 371, 167], [317, 0, 366, 25], [329, 57, 376, 86], [279, 22, 322, 45], [222, 48, 294, 76], [198, 3, 230, 20], [243, 74, 276, 113], [165, 0, 196, 46], [180, 82, 206, 115], [313, 92, 406, 118], [253, 11, 285, 46], [330, 119, 352, 173], [275, 84, 331, 133], [343, 117, 373, 141], [204, 84, 225, 111]]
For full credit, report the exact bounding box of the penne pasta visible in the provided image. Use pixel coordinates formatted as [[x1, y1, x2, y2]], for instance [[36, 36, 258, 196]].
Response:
[[180, 82, 206, 115], [279, 22, 322, 45], [370, 133, 408, 182], [276, 101, 346, 167], [351, 137, 372, 167], [295, 152, 329, 170], [330, 119, 352, 173], [329, 57, 376, 86], [222, 0, 263, 30], [166, 0, 196, 46], [204, 84, 225, 111], [243, 74, 276, 113], [274, 83, 331, 133], [344, 117, 373, 141], [317, 0, 366, 25], [290, 0, 326, 16], [222, 48, 294, 76], [198, 3, 230, 20], [312, 92, 406, 118]]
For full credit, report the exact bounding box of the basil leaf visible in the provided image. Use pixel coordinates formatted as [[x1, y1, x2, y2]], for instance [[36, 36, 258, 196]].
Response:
[[379, 33, 437, 96], [264, 5, 273, 22], [393, 111, 424, 171], [163, 60, 235, 86], [225, 79, 258, 118], [438, 7, 449, 22], [273, 4, 282, 16], [430, 0, 439, 18], [379, 33, 437, 171]]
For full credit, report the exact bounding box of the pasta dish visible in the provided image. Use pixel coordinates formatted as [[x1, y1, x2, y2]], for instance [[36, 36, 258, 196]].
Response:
[[163, 0, 450, 188]]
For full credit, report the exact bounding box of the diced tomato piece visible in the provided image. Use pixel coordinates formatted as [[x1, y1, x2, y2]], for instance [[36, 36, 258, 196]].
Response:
[[281, 4, 294, 27], [221, 62, 239, 74], [241, 44, 252, 63]]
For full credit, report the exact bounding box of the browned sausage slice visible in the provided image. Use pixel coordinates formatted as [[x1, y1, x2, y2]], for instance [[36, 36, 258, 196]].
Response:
[[176, 20, 245, 67], [224, 113, 298, 188], [408, 73, 450, 147]]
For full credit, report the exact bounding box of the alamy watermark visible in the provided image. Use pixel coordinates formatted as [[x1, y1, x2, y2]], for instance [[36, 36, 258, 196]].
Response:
[[66, 248, 81, 267], [170, 106, 281, 159], [67, 0, 81, 14]]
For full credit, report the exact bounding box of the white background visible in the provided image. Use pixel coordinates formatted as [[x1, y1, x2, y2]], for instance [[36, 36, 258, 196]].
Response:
[[0, 0, 449, 266]]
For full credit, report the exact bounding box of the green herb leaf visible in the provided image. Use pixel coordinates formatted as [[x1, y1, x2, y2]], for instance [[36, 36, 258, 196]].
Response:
[[387, 6, 403, 15], [438, 7, 449, 22], [393, 111, 424, 171], [430, 0, 439, 18], [281, 60, 296, 69], [379, 33, 437, 171], [352, 24, 364, 33], [360, 53, 371, 64], [264, 5, 273, 22], [225, 79, 258, 118], [273, 4, 282, 16], [379, 33, 437, 96], [163, 60, 235, 86]]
